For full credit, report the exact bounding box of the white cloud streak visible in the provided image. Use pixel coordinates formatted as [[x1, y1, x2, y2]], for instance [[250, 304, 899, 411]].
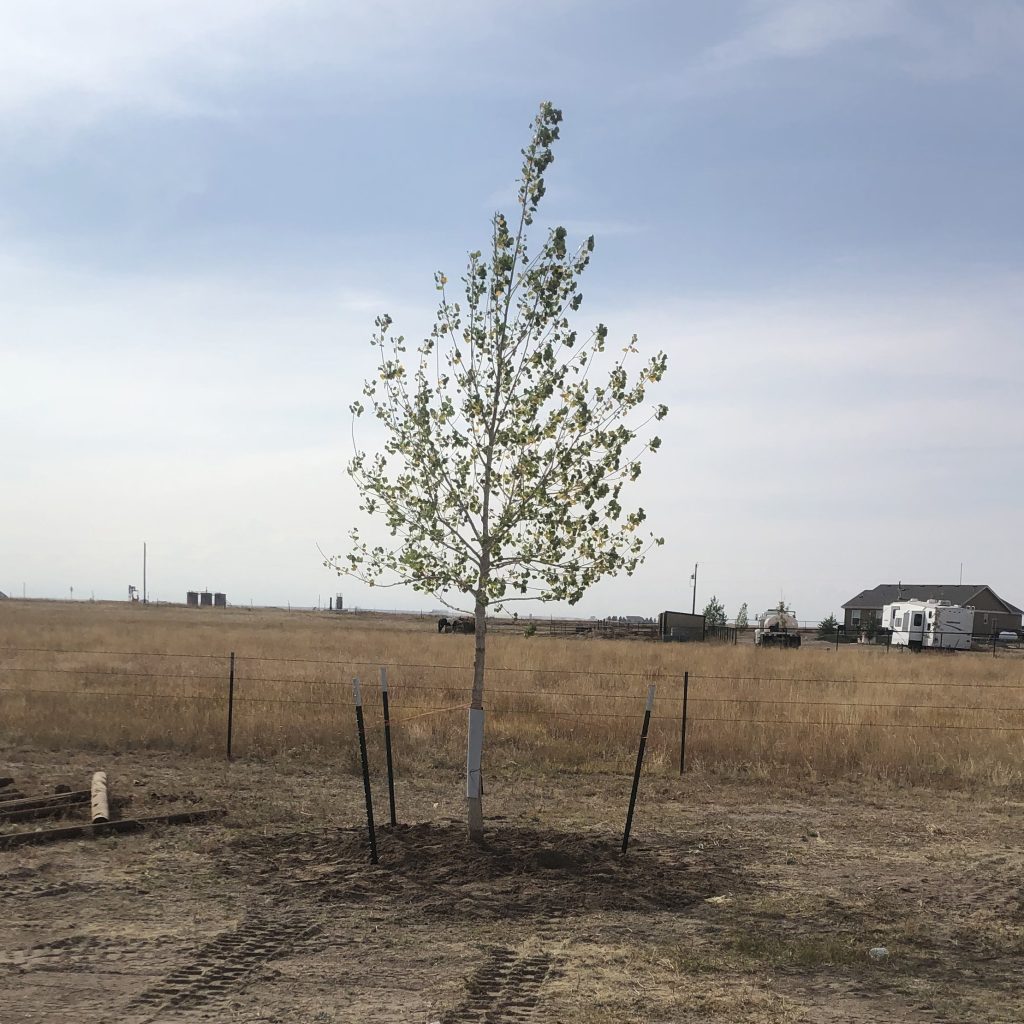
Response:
[[678, 0, 1024, 92], [0, 0, 572, 134]]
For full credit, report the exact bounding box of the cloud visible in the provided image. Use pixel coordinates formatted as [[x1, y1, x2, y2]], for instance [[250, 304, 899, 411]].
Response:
[[706, 0, 905, 69], [0, 0, 578, 135], [672, 0, 1024, 93], [0, 1, 270, 124]]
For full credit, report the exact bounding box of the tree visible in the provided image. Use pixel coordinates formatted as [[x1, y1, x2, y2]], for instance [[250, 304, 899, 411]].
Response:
[[334, 103, 668, 841], [817, 613, 838, 639], [703, 595, 726, 629], [735, 602, 749, 629]]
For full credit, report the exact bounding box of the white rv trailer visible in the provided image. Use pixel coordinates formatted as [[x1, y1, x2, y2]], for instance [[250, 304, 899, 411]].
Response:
[[882, 599, 974, 651]]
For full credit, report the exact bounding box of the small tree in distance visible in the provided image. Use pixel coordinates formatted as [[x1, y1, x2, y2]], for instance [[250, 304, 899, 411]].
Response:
[[735, 602, 749, 629], [703, 595, 726, 629], [817, 613, 839, 639], [333, 103, 668, 841]]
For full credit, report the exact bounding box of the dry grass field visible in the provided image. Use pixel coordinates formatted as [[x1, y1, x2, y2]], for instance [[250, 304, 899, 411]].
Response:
[[2, 600, 1024, 1023], [2, 599, 1023, 784]]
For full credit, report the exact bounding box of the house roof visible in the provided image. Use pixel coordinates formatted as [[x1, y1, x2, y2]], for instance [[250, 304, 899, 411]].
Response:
[[843, 584, 1021, 615]]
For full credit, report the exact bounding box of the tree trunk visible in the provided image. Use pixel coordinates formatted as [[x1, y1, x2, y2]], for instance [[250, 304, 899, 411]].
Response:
[[466, 594, 487, 842]]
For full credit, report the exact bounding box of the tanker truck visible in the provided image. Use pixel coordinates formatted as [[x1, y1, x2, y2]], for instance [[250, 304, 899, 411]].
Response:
[[754, 602, 801, 649]]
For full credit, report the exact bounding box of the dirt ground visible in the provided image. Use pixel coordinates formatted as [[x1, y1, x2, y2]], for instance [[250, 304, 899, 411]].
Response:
[[1, 751, 1022, 1024]]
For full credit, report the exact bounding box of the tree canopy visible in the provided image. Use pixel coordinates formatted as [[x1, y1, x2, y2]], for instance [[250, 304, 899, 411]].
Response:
[[339, 102, 668, 615], [703, 595, 726, 628]]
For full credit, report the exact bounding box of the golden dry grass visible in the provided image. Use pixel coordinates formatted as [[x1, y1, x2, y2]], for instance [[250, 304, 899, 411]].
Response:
[[1, 599, 1022, 785]]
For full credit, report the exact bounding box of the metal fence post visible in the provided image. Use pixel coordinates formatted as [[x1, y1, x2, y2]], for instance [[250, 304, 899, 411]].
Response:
[[679, 671, 689, 775], [623, 684, 656, 854], [353, 677, 378, 864], [380, 666, 397, 827], [226, 651, 235, 760]]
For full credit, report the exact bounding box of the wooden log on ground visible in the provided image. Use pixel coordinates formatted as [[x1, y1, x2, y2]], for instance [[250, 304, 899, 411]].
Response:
[[0, 791, 90, 814], [91, 772, 109, 824], [0, 808, 226, 850], [0, 777, 15, 789]]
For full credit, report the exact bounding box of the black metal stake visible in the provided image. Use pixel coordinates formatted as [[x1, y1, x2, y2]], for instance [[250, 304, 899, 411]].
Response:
[[226, 651, 235, 760], [380, 667, 397, 827], [353, 677, 378, 864], [623, 684, 656, 855], [679, 671, 689, 775]]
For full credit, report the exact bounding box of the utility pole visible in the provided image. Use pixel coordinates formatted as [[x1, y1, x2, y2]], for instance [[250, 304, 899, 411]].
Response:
[[690, 562, 699, 615], [143, 542, 147, 604]]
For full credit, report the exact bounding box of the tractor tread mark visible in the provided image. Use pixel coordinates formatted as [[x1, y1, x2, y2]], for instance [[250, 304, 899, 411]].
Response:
[[127, 915, 320, 1017], [443, 946, 554, 1023]]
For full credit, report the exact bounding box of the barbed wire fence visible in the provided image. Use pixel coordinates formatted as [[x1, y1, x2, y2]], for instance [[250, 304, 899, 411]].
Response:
[[2, 647, 1023, 776]]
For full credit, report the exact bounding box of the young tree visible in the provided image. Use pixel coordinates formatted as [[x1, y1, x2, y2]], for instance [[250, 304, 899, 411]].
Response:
[[702, 595, 726, 629], [334, 103, 668, 841], [817, 613, 838, 639], [735, 602, 749, 629]]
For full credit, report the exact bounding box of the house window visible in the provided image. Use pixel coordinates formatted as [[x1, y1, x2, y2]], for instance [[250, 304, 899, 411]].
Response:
[[851, 610, 861, 626]]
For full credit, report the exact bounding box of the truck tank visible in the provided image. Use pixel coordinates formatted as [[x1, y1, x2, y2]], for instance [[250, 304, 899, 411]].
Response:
[[754, 603, 802, 649]]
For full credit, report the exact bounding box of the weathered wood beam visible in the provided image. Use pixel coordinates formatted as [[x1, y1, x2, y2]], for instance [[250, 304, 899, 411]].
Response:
[[0, 809, 226, 850], [0, 803, 88, 824], [0, 791, 90, 814]]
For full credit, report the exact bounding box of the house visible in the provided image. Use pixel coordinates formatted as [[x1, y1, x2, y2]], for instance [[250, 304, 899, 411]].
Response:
[[842, 584, 1023, 637]]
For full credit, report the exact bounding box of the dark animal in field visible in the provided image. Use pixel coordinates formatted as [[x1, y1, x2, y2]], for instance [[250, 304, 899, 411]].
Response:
[[437, 616, 476, 635]]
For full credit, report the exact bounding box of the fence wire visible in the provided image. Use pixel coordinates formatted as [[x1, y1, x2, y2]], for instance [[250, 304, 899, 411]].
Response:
[[3, 649, 1024, 759]]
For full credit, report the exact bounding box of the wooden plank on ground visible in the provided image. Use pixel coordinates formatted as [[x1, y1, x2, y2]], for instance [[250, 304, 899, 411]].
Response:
[[0, 791, 91, 815], [0, 809, 226, 850], [0, 804, 88, 824]]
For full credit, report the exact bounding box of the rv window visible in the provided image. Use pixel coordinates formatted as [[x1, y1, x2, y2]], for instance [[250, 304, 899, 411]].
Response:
[[913, 613, 923, 627]]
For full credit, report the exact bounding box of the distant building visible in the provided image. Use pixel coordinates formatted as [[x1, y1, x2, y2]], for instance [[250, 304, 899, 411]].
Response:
[[842, 584, 1022, 637], [0, 590, 7, 599]]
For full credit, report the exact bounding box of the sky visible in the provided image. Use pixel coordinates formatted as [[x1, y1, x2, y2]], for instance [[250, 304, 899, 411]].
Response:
[[1, 0, 1022, 622]]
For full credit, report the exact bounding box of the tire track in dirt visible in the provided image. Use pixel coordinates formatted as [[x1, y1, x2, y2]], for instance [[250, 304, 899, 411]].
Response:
[[1, 933, 180, 973], [443, 945, 555, 1023], [124, 914, 322, 1020]]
